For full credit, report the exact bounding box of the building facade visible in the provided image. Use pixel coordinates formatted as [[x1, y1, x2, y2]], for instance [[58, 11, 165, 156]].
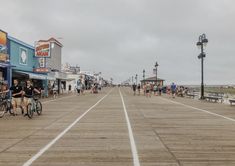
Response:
[[8, 36, 47, 91], [36, 38, 64, 95], [141, 77, 165, 86]]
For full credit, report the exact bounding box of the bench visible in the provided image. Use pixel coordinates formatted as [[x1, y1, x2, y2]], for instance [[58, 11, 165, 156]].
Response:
[[186, 93, 196, 98], [204, 92, 224, 103], [204, 96, 223, 103], [229, 99, 235, 106]]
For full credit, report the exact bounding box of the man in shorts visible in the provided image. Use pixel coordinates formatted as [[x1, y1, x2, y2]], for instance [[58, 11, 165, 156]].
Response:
[[153, 84, 158, 96], [146, 83, 151, 98], [10, 79, 23, 115], [22, 80, 41, 116]]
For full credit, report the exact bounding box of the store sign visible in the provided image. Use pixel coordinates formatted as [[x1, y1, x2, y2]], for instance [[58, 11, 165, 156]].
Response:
[[34, 68, 49, 73], [0, 30, 8, 62], [35, 41, 50, 57]]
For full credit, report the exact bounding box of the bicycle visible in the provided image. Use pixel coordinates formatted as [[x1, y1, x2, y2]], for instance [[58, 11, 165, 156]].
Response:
[[0, 94, 14, 118], [26, 94, 42, 119]]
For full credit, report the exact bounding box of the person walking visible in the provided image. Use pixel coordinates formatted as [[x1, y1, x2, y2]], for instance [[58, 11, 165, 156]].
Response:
[[137, 84, 141, 96], [142, 83, 146, 96], [81, 83, 86, 95], [171, 82, 177, 98], [146, 83, 151, 98], [61, 83, 64, 94], [132, 84, 137, 96], [158, 84, 162, 96], [153, 84, 158, 96], [76, 79, 81, 95], [68, 84, 72, 93], [52, 82, 58, 99]]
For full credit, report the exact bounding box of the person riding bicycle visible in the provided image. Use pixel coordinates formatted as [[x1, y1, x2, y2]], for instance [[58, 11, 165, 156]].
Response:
[[0, 81, 9, 99], [22, 80, 40, 116]]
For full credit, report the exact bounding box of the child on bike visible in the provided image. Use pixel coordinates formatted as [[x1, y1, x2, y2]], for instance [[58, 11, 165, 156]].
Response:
[[0, 81, 9, 99], [22, 80, 40, 116]]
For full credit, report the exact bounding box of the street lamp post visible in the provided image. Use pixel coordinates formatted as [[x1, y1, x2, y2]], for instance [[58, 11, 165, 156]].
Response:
[[155, 62, 158, 85], [196, 33, 208, 100], [135, 74, 138, 85], [143, 69, 145, 80]]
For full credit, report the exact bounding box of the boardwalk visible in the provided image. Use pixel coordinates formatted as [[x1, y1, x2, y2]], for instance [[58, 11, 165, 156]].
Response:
[[1, 87, 235, 166]]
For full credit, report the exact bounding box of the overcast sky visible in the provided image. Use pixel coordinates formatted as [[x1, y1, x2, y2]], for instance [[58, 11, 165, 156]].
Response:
[[1, 0, 235, 85]]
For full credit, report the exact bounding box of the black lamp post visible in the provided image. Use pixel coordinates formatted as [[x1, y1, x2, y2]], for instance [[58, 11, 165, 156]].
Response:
[[155, 62, 159, 84], [196, 33, 208, 99], [143, 69, 145, 80], [110, 78, 113, 85], [135, 74, 138, 85]]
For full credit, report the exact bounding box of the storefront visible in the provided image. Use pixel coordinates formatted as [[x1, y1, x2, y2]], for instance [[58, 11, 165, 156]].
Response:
[[8, 36, 47, 93], [47, 71, 72, 94]]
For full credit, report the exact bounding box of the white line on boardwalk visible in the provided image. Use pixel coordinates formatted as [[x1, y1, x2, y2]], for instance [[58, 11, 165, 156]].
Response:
[[160, 97, 235, 122], [119, 89, 140, 166], [22, 90, 112, 166]]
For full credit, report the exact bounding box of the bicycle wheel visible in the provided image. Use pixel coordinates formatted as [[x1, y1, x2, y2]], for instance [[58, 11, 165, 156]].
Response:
[[36, 101, 42, 115], [27, 103, 34, 119], [6, 101, 14, 115], [0, 104, 6, 118], [19, 106, 24, 115]]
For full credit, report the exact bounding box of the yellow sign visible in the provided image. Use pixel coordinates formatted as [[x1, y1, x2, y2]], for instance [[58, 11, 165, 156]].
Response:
[[0, 30, 7, 46], [0, 30, 7, 62]]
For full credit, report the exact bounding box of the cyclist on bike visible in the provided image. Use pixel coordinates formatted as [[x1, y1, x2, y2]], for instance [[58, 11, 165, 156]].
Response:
[[22, 80, 40, 116], [0, 81, 9, 98]]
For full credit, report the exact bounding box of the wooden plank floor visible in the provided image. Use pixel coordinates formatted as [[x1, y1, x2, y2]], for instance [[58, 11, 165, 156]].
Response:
[[1, 87, 235, 166]]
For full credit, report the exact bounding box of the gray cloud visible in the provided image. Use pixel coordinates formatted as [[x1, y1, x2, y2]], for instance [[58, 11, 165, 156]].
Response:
[[1, 0, 235, 84]]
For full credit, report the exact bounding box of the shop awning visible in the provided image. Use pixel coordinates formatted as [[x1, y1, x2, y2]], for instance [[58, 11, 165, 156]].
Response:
[[15, 71, 47, 80], [0, 62, 15, 68], [46, 76, 56, 81], [47, 72, 72, 81], [60, 78, 75, 81]]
